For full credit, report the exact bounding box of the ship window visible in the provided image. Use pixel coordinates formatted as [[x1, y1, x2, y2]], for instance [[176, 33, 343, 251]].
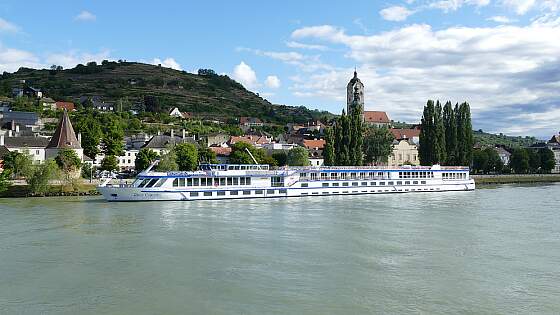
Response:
[[413, 181, 418, 184], [230, 191, 239, 195], [321, 173, 328, 180], [310, 173, 318, 180], [179, 178, 185, 187], [233, 177, 239, 185], [246, 177, 251, 185], [300, 173, 307, 179], [255, 190, 264, 195], [361, 182, 367, 186], [172, 178, 179, 187], [243, 190, 251, 195], [227, 177, 233, 185], [204, 192, 212, 197], [301, 183, 308, 188], [405, 181, 410, 185], [271, 176, 284, 187], [279, 189, 287, 194], [359, 173, 366, 179], [340, 173, 347, 179], [193, 178, 199, 186], [371, 182, 376, 186], [145, 179, 158, 188], [187, 178, 193, 186], [220, 178, 226, 186], [421, 181, 426, 184], [388, 181, 394, 185], [201, 178, 208, 186], [350, 173, 357, 179], [138, 178, 151, 188], [217, 191, 226, 196], [214, 178, 219, 186], [155, 179, 166, 187], [332, 183, 339, 187], [190, 192, 199, 197], [330, 173, 338, 179], [379, 182, 385, 186], [396, 181, 402, 185], [267, 189, 275, 194], [322, 192, 329, 194], [352, 182, 358, 187], [322, 183, 329, 187], [342, 182, 349, 187], [240, 177, 246, 185]]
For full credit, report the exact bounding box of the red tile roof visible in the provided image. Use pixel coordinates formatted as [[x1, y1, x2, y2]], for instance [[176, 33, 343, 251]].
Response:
[[55, 101, 75, 111], [229, 135, 271, 145], [390, 128, 420, 140], [209, 147, 232, 156], [363, 111, 390, 123], [302, 139, 326, 150]]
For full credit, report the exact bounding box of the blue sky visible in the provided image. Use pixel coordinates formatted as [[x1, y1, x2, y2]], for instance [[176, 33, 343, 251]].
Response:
[[1, 0, 559, 138]]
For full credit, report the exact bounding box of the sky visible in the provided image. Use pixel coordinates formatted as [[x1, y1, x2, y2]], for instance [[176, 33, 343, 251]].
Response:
[[1, 0, 559, 138]]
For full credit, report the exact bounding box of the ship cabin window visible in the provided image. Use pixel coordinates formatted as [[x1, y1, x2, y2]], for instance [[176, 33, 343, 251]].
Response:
[[413, 181, 418, 184], [227, 177, 233, 185], [155, 179, 166, 187], [371, 182, 376, 186], [405, 181, 410, 185], [310, 173, 318, 180], [361, 182, 368, 186], [369, 172, 375, 178], [321, 173, 328, 180], [220, 178, 226, 186], [204, 192, 212, 197], [240, 177, 246, 185], [350, 173, 357, 179], [233, 177, 239, 185], [342, 182, 349, 187], [138, 178, 151, 188], [332, 183, 340, 187], [359, 172, 366, 179], [340, 173, 347, 180], [217, 191, 226, 196], [271, 176, 284, 187], [172, 178, 179, 187], [421, 181, 426, 184], [300, 173, 308, 179], [190, 192, 199, 197], [388, 181, 394, 185], [213, 178, 219, 186], [193, 178, 199, 186], [187, 178, 193, 186], [379, 182, 385, 186], [243, 190, 251, 195], [352, 182, 359, 187], [330, 173, 338, 180], [301, 183, 308, 188], [255, 190, 264, 195], [267, 189, 275, 194], [322, 183, 329, 187], [396, 181, 402, 185], [179, 178, 186, 187], [145, 179, 159, 188], [230, 191, 239, 195]]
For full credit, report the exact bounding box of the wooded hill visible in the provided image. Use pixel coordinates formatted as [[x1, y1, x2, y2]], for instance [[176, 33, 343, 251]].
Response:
[[0, 61, 333, 124]]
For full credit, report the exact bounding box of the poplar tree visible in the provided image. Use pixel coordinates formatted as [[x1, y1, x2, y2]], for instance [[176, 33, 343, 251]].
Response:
[[456, 102, 474, 166], [443, 101, 457, 165], [349, 103, 364, 166], [419, 100, 435, 165], [334, 113, 343, 165], [323, 127, 336, 166], [434, 100, 446, 164], [340, 111, 351, 165]]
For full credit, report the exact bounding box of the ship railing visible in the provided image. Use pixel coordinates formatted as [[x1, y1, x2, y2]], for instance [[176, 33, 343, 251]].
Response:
[[285, 165, 469, 171]]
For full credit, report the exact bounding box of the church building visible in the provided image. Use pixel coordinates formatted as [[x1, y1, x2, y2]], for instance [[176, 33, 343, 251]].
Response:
[[346, 71, 391, 128], [45, 110, 84, 161]]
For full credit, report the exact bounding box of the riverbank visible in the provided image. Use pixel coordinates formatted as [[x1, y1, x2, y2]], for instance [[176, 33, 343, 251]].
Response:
[[0, 183, 100, 198], [473, 174, 560, 185]]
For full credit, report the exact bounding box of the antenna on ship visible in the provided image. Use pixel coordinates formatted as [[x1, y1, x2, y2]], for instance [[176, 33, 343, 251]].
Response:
[[244, 147, 261, 170]]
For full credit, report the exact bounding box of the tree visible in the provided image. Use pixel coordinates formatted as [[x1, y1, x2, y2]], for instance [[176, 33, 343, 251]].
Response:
[[55, 149, 82, 188], [443, 101, 457, 165], [539, 148, 555, 173], [472, 149, 489, 174], [323, 127, 336, 166], [135, 148, 159, 171], [287, 147, 310, 166], [2, 151, 33, 179], [261, 155, 278, 167], [81, 163, 93, 180], [527, 149, 541, 173], [101, 155, 119, 172], [456, 102, 474, 166], [510, 148, 529, 174], [482, 147, 503, 174], [363, 127, 394, 165], [102, 115, 125, 156], [174, 143, 198, 171], [73, 114, 103, 158], [349, 102, 364, 165], [198, 147, 218, 164], [434, 101, 447, 164], [26, 160, 59, 195], [271, 150, 288, 166], [156, 150, 179, 171], [419, 100, 435, 165], [229, 142, 264, 164], [0, 169, 11, 194], [144, 95, 162, 113], [339, 110, 351, 165]]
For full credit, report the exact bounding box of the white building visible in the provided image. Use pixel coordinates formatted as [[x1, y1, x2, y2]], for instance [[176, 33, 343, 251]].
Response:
[[0, 133, 49, 163], [388, 139, 419, 167]]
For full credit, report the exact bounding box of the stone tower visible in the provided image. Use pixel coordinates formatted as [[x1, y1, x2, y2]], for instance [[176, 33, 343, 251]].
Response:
[[347, 70, 364, 117], [45, 110, 83, 161]]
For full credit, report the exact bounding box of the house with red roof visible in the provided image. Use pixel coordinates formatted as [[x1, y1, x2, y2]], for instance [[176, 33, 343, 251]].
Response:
[[363, 111, 391, 128]]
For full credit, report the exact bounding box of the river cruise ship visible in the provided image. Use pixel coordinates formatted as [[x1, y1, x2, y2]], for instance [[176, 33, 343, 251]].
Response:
[[97, 163, 475, 201]]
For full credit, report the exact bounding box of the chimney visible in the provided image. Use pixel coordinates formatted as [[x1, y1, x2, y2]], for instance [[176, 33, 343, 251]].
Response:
[[170, 129, 174, 138], [0, 134, 4, 146], [8, 130, 12, 137], [78, 133, 82, 144], [182, 129, 186, 139]]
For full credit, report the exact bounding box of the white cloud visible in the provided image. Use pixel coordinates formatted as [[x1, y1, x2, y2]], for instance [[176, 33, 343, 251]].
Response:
[[287, 21, 560, 136], [232, 61, 258, 88], [151, 57, 182, 70], [286, 41, 328, 51], [0, 18, 19, 33], [74, 11, 96, 22], [502, 0, 536, 14], [380, 6, 414, 21], [487, 15, 517, 23], [46, 50, 111, 69], [0, 45, 42, 72], [239, 47, 332, 72], [429, 0, 491, 12], [265, 75, 281, 89]]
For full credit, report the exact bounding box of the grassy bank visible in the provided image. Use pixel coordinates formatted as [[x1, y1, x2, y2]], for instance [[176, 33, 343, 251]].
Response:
[[473, 174, 560, 185], [0, 183, 100, 198]]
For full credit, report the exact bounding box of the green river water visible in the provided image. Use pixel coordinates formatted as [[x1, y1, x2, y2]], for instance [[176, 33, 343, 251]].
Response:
[[1, 184, 559, 314]]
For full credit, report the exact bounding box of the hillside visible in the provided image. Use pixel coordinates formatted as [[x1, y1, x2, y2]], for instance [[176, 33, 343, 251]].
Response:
[[0, 61, 333, 124], [474, 130, 539, 148]]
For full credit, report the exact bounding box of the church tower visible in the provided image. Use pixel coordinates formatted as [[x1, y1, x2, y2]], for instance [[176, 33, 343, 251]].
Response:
[[45, 110, 83, 161], [347, 70, 364, 118]]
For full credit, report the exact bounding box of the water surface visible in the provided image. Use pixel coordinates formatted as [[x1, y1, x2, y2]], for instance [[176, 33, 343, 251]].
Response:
[[1, 184, 559, 314]]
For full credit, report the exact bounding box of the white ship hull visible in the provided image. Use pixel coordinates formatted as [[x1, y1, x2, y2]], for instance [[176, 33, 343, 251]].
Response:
[[98, 167, 475, 202]]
